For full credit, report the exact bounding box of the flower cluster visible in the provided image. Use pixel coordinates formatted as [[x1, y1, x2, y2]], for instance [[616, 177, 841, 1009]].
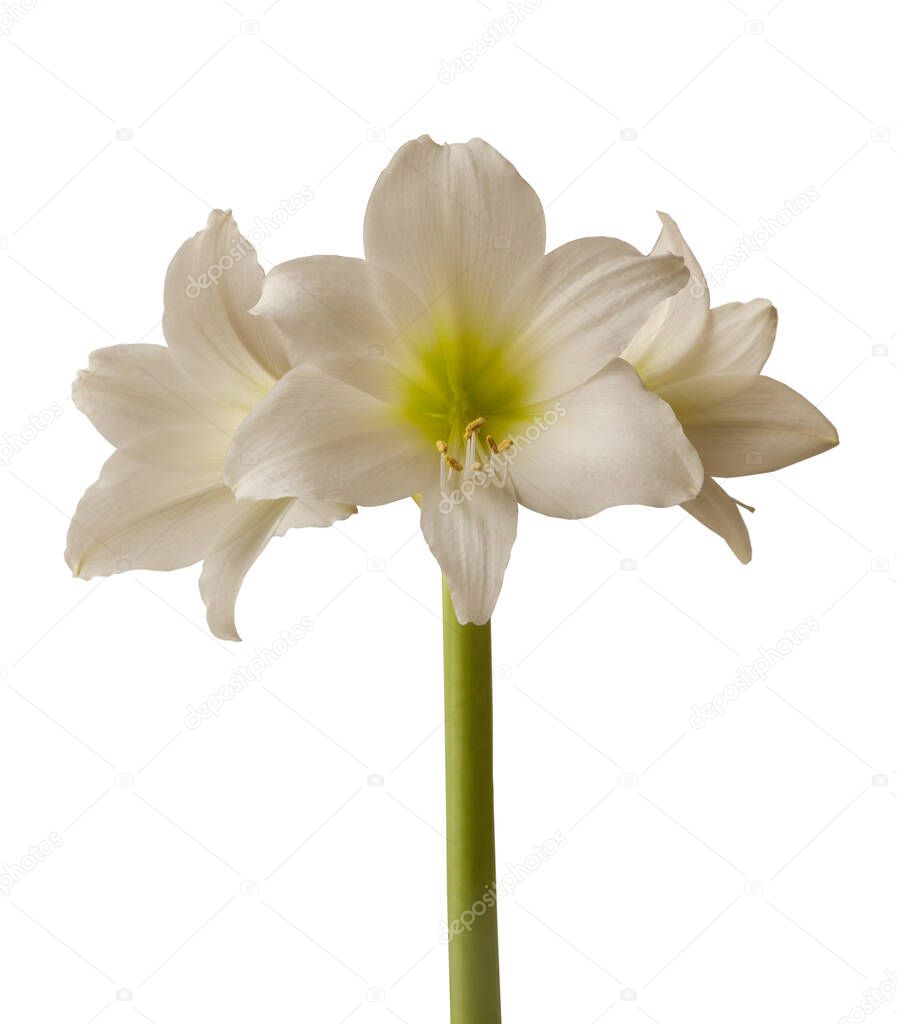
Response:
[[66, 136, 837, 637]]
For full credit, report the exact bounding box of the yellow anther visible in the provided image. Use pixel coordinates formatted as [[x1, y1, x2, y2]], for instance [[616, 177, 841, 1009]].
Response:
[[472, 460, 483, 472], [435, 439, 448, 453], [463, 416, 487, 441], [444, 455, 463, 472], [497, 438, 513, 453], [485, 434, 499, 454]]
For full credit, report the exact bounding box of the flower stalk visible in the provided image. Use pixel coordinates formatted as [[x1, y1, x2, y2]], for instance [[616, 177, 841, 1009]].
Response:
[[442, 577, 502, 1023]]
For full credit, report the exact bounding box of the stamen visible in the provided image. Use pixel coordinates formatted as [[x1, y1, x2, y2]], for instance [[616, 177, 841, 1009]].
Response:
[[463, 432, 476, 478], [435, 424, 501, 490], [464, 416, 487, 441]]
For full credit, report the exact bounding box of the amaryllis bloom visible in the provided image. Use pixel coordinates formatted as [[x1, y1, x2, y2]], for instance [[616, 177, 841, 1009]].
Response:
[[65, 211, 354, 640], [223, 136, 705, 624], [622, 213, 839, 562]]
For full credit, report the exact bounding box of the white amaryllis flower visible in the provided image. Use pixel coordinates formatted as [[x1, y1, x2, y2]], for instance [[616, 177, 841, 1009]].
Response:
[[622, 213, 839, 562], [66, 211, 355, 640], [222, 136, 705, 624]]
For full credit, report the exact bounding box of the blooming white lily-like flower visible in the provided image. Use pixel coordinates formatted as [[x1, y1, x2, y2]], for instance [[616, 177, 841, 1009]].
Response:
[[622, 213, 839, 562], [223, 136, 705, 624], [66, 211, 355, 640]]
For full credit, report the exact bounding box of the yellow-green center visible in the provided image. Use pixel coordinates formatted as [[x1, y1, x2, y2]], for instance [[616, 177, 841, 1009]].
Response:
[[394, 323, 535, 448]]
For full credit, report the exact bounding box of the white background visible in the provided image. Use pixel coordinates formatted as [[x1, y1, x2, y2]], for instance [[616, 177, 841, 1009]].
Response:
[[1, 1, 894, 1022]]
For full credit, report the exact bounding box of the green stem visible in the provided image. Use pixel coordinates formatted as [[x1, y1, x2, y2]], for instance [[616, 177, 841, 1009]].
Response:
[[442, 577, 502, 1024]]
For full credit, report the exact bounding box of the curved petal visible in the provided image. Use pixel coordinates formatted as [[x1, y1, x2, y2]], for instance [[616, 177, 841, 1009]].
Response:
[[363, 136, 545, 332], [200, 496, 355, 641], [66, 451, 237, 579], [652, 211, 708, 291], [224, 366, 433, 506], [698, 300, 776, 376], [72, 345, 240, 467], [507, 237, 690, 400], [657, 374, 839, 477], [275, 496, 357, 533], [163, 210, 290, 403], [420, 475, 517, 625], [113, 425, 236, 472], [508, 360, 704, 519], [622, 212, 711, 389], [251, 255, 434, 405], [682, 478, 752, 563], [637, 299, 777, 386]]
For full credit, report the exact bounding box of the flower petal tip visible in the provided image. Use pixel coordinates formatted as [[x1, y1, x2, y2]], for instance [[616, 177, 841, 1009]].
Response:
[[211, 622, 242, 643], [66, 557, 87, 580], [207, 208, 234, 226], [655, 210, 678, 232]]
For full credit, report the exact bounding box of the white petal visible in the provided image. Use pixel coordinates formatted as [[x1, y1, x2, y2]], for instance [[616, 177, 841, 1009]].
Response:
[[682, 478, 752, 563], [200, 496, 355, 641], [112, 425, 236, 472], [66, 451, 237, 579], [72, 345, 239, 466], [651, 211, 708, 292], [251, 255, 431, 404], [420, 475, 518, 625], [274, 497, 357, 532], [698, 300, 777, 376], [622, 212, 711, 389], [508, 360, 703, 519], [363, 136, 545, 329], [163, 210, 290, 402], [224, 366, 432, 506], [629, 299, 777, 389], [506, 237, 690, 399], [73, 345, 220, 443], [657, 374, 839, 477]]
